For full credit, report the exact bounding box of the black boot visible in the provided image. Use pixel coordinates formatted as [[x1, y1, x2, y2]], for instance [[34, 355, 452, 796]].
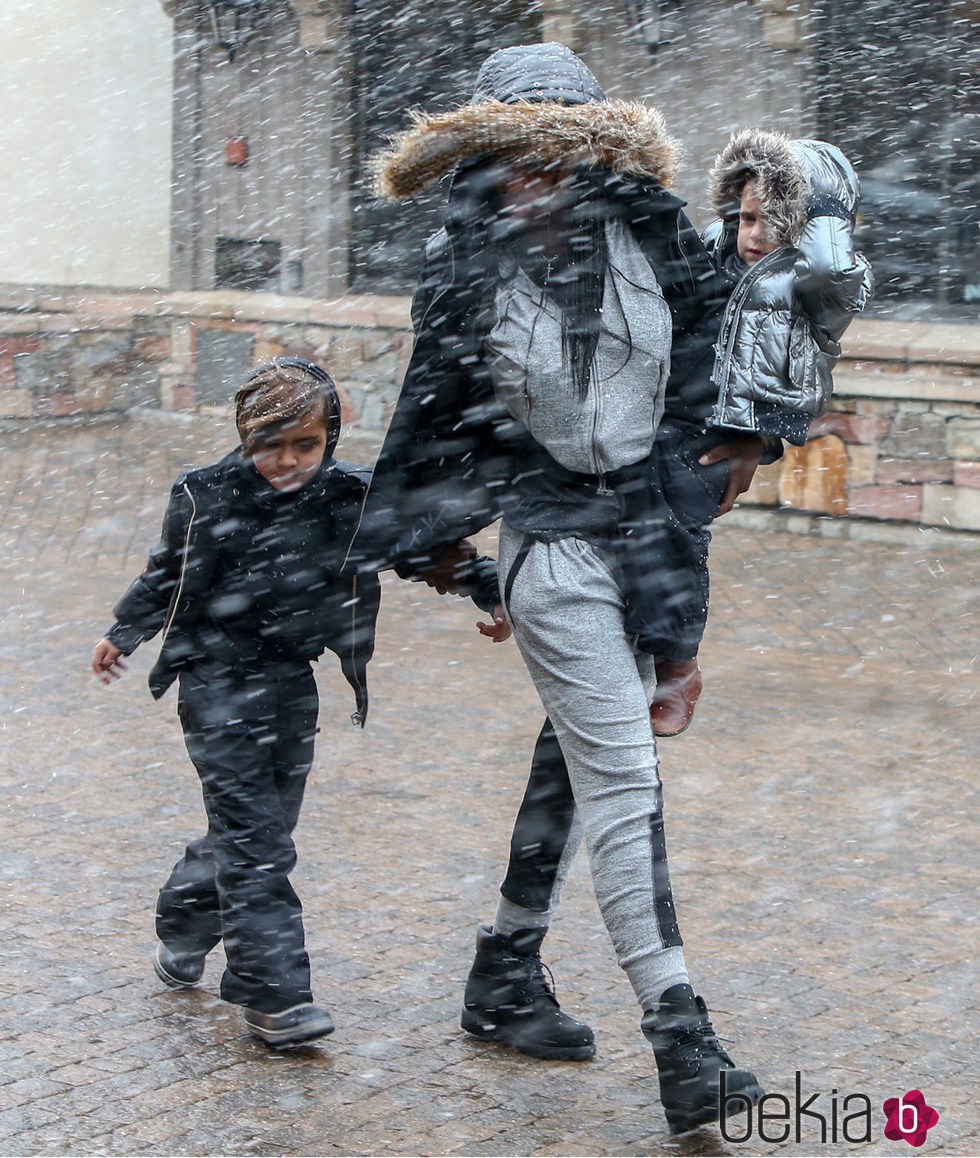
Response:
[[461, 926, 595, 1061], [641, 984, 763, 1134]]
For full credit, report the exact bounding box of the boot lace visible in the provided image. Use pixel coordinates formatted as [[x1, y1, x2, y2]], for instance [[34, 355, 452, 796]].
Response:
[[692, 1019, 735, 1067], [659, 1016, 735, 1070], [517, 953, 559, 1006]]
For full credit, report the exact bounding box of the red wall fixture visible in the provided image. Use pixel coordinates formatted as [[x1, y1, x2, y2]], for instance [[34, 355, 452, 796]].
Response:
[[224, 137, 249, 167]]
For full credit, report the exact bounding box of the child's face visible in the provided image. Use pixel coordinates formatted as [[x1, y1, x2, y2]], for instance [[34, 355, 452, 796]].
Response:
[[251, 411, 328, 492], [737, 178, 778, 266]]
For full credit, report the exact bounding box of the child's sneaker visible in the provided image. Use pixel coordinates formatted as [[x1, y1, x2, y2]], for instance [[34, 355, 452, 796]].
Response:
[[153, 942, 205, 989], [244, 1003, 335, 1047], [651, 658, 702, 737]]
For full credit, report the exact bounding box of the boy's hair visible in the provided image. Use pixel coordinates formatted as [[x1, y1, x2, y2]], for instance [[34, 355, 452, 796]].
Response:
[[235, 357, 341, 457]]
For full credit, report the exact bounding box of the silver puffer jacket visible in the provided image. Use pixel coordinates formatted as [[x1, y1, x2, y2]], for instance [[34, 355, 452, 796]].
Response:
[[703, 130, 874, 445]]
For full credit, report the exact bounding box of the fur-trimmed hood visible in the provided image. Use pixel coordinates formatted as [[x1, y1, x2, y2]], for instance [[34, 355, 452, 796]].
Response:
[[374, 99, 679, 201], [708, 129, 861, 247], [373, 42, 678, 201]]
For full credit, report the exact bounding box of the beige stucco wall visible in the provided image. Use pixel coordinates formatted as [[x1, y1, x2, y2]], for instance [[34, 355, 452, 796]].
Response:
[[0, 0, 173, 288]]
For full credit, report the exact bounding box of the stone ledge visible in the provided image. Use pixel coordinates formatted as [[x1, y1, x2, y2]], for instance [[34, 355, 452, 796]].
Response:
[[0, 286, 416, 332], [723, 504, 980, 551], [833, 371, 978, 403], [843, 318, 980, 368], [1, 286, 977, 369]]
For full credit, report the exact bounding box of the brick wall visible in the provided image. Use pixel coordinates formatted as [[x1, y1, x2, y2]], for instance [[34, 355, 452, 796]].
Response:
[[1, 286, 977, 539]]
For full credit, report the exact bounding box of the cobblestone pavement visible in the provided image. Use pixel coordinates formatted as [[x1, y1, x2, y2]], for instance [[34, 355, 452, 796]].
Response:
[[0, 414, 976, 1158]]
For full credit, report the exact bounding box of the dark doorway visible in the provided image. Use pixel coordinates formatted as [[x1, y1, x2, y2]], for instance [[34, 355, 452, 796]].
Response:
[[814, 0, 979, 320], [348, 0, 541, 293], [215, 237, 283, 291]]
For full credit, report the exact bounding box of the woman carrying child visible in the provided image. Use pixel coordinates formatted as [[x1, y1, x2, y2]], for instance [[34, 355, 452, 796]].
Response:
[[453, 117, 874, 1126], [353, 42, 771, 1134]]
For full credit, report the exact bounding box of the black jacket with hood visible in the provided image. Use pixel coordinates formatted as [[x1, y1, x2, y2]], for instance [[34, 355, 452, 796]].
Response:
[[106, 448, 381, 726], [351, 44, 734, 626]]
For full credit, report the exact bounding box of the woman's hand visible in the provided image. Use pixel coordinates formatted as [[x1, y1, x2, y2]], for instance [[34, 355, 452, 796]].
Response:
[[699, 435, 768, 516], [419, 539, 479, 595]]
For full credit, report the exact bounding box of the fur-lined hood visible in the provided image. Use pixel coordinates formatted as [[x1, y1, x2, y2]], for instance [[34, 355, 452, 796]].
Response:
[[374, 98, 679, 201], [708, 128, 861, 247]]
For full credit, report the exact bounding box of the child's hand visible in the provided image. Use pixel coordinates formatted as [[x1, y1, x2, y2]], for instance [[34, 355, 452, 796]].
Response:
[[92, 639, 127, 684], [477, 605, 512, 644]]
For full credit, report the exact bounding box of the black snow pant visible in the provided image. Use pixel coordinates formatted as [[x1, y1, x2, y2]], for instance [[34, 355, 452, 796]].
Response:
[[156, 659, 319, 1013], [500, 421, 729, 913]]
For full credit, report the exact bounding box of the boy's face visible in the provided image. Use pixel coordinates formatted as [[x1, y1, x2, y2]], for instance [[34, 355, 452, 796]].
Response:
[[251, 411, 328, 492], [737, 178, 778, 266]]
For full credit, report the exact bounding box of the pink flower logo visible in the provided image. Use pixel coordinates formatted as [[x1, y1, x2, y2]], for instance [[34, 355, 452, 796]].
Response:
[[883, 1090, 940, 1147]]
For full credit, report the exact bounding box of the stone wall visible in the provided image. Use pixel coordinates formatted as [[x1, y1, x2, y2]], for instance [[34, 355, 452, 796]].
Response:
[[1, 286, 977, 541], [0, 285, 412, 434], [739, 320, 980, 539]]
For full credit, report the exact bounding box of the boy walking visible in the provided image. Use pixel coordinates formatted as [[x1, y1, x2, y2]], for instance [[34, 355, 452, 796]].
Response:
[[91, 358, 380, 1047]]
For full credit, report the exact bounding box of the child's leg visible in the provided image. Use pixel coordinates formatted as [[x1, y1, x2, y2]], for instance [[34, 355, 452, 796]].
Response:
[[642, 424, 728, 735], [268, 669, 319, 835], [174, 664, 317, 1014], [155, 663, 315, 964], [156, 835, 222, 959], [650, 657, 703, 738], [651, 424, 723, 659]]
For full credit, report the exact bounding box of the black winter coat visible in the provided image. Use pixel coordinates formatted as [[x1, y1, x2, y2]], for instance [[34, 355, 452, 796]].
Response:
[[352, 170, 730, 577], [106, 450, 380, 725]]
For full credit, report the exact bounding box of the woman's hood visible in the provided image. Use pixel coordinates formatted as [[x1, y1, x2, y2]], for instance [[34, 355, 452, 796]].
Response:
[[707, 128, 862, 246], [373, 42, 678, 200], [471, 41, 606, 106]]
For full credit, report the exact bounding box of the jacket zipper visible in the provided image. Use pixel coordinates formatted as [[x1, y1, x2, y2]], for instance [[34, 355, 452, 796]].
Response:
[[347, 571, 366, 727], [588, 366, 609, 492], [714, 262, 764, 413], [158, 481, 196, 655], [713, 249, 789, 415]]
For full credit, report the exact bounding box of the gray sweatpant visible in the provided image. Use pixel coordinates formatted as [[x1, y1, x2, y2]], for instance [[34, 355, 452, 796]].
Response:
[[498, 522, 689, 1013]]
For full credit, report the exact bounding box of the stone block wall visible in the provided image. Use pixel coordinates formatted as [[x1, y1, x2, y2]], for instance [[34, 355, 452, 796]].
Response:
[[1, 286, 977, 541], [741, 320, 980, 537], [0, 286, 412, 434]]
